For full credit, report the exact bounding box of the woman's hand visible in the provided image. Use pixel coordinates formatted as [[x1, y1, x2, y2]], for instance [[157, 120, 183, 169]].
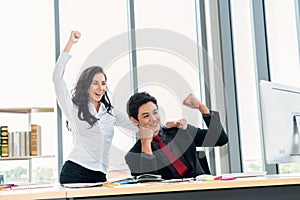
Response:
[[69, 31, 81, 44], [63, 30, 81, 53]]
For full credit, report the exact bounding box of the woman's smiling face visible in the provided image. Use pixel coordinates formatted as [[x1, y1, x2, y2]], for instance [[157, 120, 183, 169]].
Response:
[[88, 72, 106, 106]]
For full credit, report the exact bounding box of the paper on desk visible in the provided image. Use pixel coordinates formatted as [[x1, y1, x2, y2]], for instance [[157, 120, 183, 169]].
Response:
[[195, 174, 216, 181], [221, 171, 267, 178], [162, 178, 195, 183], [11, 183, 54, 190], [62, 182, 103, 188]]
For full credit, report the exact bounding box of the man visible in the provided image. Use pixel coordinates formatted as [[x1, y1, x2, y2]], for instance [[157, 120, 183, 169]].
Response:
[[125, 92, 228, 180]]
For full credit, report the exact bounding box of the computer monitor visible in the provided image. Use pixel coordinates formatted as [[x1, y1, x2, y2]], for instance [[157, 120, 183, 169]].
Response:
[[259, 80, 300, 164]]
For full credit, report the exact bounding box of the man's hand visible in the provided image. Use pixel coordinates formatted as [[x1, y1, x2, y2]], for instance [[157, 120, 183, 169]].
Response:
[[183, 93, 200, 109], [138, 127, 154, 154], [183, 93, 210, 114], [165, 119, 187, 130], [138, 126, 154, 140]]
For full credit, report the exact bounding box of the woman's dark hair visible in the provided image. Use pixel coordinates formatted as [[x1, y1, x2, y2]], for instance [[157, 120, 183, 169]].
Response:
[[71, 66, 113, 127], [127, 92, 157, 121]]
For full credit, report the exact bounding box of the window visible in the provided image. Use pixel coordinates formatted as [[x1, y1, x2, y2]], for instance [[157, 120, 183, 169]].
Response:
[[134, 0, 203, 130], [264, 0, 300, 173], [58, 0, 132, 173], [0, 0, 57, 183], [230, 0, 263, 172]]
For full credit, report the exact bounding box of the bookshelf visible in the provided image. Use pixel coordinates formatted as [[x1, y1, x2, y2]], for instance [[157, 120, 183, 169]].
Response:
[[0, 107, 55, 182], [0, 107, 54, 128], [0, 155, 55, 161]]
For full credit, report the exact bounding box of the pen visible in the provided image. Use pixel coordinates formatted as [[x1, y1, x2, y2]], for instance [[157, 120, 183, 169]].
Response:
[[214, 177, 236, 181], [201, 176, 236, 182], [102, 183, 120, 187], [0, 184, 18, 190]]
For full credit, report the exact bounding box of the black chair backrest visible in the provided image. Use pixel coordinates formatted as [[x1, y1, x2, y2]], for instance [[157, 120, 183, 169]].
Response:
[[198, 151, 211, 175]]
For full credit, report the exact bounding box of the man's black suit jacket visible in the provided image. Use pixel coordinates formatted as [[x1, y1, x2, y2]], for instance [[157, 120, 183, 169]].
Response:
[[125, 111, 228, 179]]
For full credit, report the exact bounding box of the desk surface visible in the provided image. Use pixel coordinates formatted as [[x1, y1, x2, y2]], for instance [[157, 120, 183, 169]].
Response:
[[1, 174, 300, 200], [65, 174, 300, 198], [0, 183, 65, 200]]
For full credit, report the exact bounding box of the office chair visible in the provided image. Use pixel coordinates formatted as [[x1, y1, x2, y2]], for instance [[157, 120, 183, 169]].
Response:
[[198, 151, 211, 175]]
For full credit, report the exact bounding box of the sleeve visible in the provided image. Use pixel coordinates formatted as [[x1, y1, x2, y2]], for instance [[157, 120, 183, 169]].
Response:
[[192, 111, 228, 147], [114, 109, 138, 132], [52, 51, 73, 118], [125, 143, 158, 176]]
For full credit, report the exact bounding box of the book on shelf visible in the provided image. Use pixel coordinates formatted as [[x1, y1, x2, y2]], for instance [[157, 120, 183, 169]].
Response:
[[25, 131, 30, 156], [18, 131, 31, 157], [19, 131, 26, 157], [1, 126, 9, 157], [0, 124, 44, 158], [0, 127, 1, 156], [30, 124, 41, 156], [8, 131, 14, 157], [13, 131, 20, 157]]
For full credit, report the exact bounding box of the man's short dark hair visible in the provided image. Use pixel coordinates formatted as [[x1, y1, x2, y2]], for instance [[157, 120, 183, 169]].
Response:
[[127, 92, 158, 120]]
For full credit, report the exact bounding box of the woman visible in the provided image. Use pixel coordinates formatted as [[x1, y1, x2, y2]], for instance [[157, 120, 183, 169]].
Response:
[[53, 31, 137, 184]]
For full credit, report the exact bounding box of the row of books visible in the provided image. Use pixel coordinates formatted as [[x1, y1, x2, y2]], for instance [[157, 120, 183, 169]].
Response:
[[0, 125, 42, 157]]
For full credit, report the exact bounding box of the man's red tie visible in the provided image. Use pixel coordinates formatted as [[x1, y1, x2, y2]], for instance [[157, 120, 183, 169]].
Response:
[[153, 135, 188, 177]]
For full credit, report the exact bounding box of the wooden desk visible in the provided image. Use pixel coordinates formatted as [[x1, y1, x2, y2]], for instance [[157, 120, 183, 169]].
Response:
[[0, 183, 66, 200], [1, 175, 300, 200], [65, 175, 300, 200]]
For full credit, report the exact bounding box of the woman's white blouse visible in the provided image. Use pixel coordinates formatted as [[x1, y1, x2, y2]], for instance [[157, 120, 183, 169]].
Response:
[[53, 51, 137, 173]]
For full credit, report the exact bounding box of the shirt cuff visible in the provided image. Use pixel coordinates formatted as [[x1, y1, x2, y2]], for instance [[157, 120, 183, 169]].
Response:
[[202, 110, 213, 118], [141, 152, 155, 160], [58, 51, 72, 64]]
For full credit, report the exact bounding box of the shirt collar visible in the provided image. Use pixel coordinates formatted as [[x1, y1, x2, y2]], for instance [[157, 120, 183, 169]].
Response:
[[88, 102, 106, 115]]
